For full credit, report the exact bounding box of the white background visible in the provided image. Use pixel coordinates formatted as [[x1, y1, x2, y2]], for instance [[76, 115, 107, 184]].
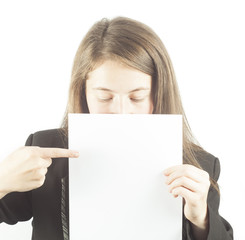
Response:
[[0, 0, 244, 239]]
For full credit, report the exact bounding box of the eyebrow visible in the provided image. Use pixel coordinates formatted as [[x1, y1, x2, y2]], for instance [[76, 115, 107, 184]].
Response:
[[92, 87, 150, 93]]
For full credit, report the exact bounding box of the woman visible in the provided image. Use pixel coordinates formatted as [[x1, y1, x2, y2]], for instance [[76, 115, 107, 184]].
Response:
[[0, 16, 233, 239]]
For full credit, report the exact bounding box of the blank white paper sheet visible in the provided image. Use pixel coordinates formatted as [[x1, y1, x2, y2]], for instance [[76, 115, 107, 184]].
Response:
[[68, 114, 182, 240]]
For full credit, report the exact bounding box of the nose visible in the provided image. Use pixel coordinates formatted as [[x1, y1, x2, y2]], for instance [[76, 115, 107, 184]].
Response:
[[110, 97, 132, 114]]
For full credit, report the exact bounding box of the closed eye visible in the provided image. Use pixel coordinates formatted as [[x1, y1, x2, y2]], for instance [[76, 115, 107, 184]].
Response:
[[130, 98, 145, 102], [98, 98, 113, 102]]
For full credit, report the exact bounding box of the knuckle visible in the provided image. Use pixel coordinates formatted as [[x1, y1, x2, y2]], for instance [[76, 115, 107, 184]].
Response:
[[31, 146, 41, 156], [36, 177, 45, 188], [36, 159, 44, 168], [18, 146, 26, 151], [46, 158, 52, 167], [205, 179, 211, 187], [168, 176, 174, 183], [36, 181, 43, 188], [202, 170, 210, 179], [51, 149, 59, 157], [175, 176, 184, 186], [44, 168, 48, 175], [183, 164, 192, 174], [191, 196, 199, 207], [38, 168, 48, 177], [199, 188, 207, 196], [32, 146, 40, 151], [40, 167, 48, 176], [35, 169, 44, 179], [172, 188, 178, 195], [24, 152, 33, 161], [168, 185, 173, 192], [180, 176, 186, 182], [183, 168, 191, 176], [24, 146, 40, 159]]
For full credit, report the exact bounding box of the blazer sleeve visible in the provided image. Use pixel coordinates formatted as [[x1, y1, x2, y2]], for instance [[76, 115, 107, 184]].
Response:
[[0, 134, 34, 224], [184, 157, 233, 239]]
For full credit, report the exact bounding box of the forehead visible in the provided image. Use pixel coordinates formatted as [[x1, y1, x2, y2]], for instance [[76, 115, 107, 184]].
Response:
[[87, 60, 152, 92]]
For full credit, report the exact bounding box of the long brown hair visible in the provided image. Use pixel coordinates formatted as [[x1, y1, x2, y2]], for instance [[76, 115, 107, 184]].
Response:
[[61, 16, 218, 192]]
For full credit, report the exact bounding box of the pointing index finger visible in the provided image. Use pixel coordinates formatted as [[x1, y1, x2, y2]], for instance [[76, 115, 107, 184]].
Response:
[[39, 148, 79, 159]]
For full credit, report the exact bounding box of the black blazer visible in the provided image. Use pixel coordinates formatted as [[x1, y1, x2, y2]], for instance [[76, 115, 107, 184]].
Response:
[[0, 129, 233, 239]]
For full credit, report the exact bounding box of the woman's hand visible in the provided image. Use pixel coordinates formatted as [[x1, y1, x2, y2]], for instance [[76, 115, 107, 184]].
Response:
[[0, 146, 79, 198], [163, 164, 210, 231]]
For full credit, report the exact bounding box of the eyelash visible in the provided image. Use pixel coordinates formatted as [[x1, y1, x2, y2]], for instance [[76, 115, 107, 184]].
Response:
[[130, 98, 144, 102], [99, 98, 113, 102]]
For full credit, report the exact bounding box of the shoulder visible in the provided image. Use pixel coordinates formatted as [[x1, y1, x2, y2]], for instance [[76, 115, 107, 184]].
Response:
[[25, 128, 68, 149], [194, 150, 221, 181]]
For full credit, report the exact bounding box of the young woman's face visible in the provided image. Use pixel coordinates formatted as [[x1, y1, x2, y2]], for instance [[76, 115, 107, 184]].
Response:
[[86, 60, 153, 114]]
